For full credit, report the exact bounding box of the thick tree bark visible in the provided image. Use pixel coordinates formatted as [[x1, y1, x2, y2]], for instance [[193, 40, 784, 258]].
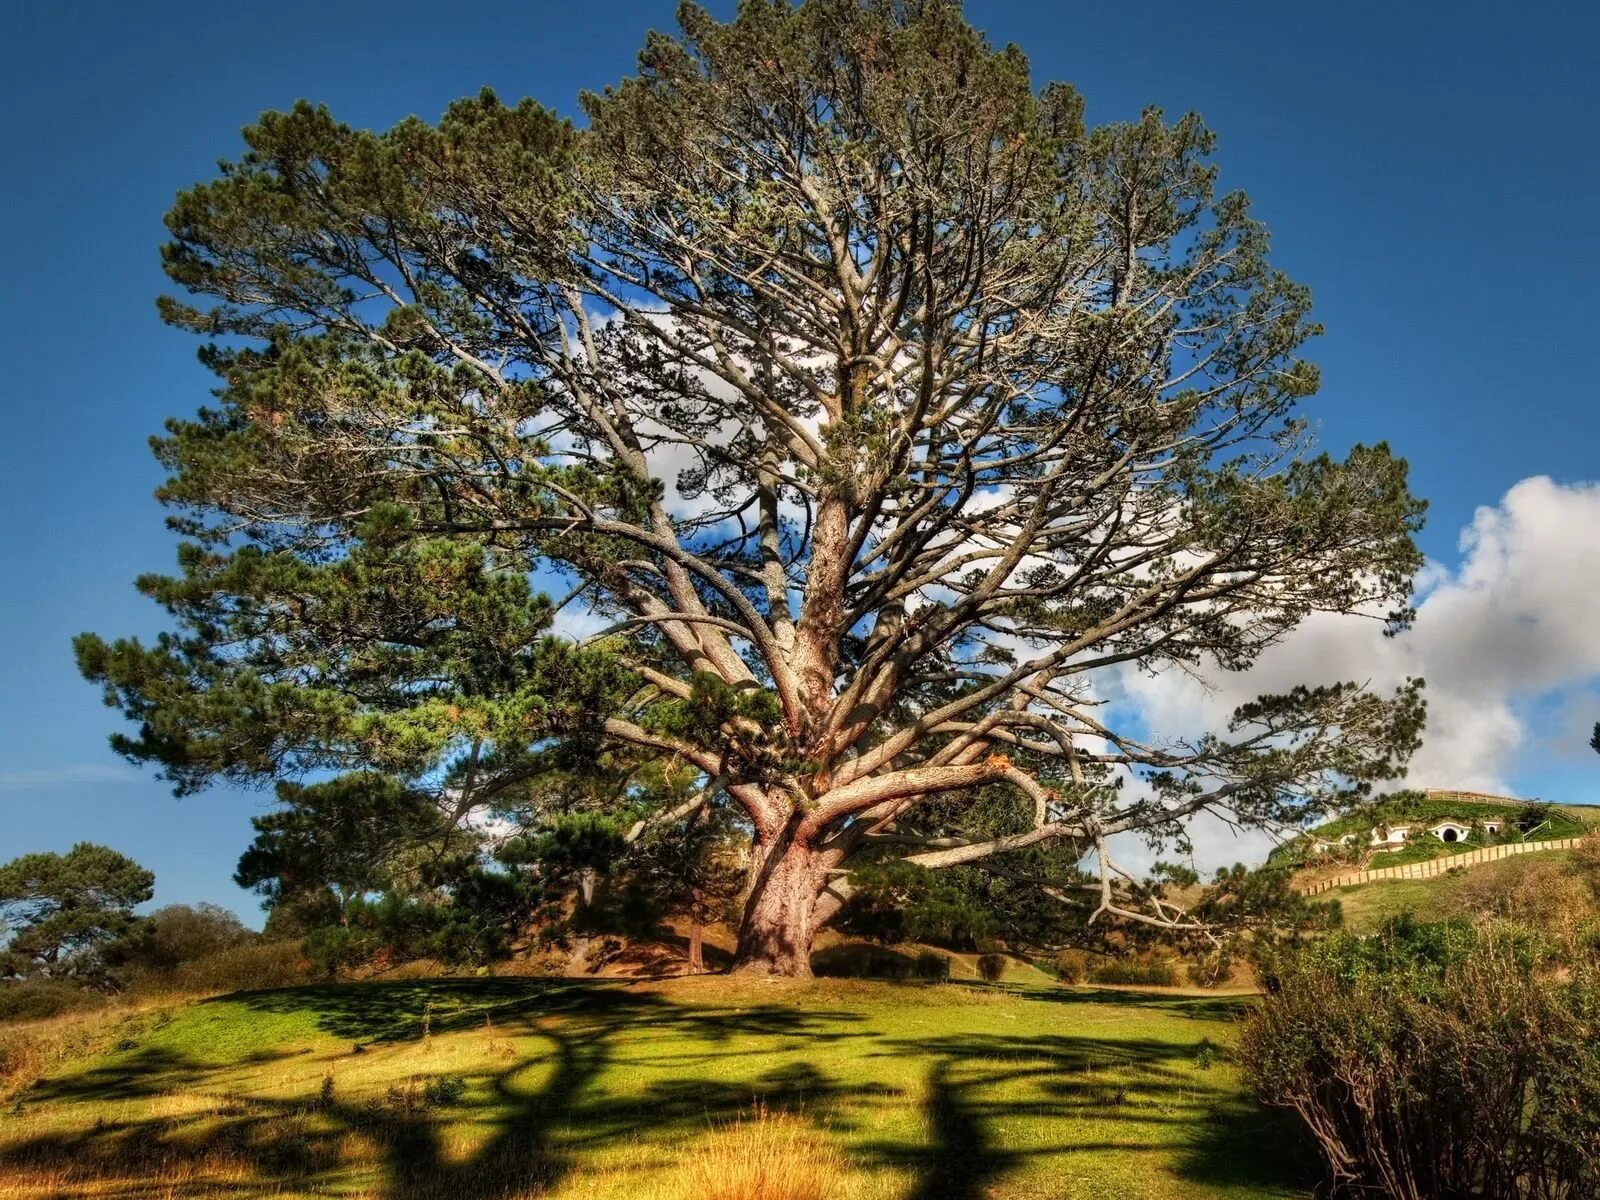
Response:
[[688, 921, 705, 974], [731, 826, 827, 977]]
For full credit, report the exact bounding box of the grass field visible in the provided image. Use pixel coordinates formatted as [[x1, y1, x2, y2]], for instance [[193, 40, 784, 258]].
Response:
[[0, 975, 1313, 1200]]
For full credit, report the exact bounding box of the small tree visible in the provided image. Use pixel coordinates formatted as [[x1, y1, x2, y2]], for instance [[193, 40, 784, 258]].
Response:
[[0, 844, 154, 981]]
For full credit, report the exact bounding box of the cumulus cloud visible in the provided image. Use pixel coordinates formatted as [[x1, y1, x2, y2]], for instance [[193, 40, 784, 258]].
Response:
[[1113, 475, 1600, 870]]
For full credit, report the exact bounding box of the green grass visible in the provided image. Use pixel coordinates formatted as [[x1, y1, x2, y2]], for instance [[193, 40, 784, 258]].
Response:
[[1364, 838, 1486, 868], [1272, 796, 1596, 872], [1311, 796, 1593, 843], [1, 976, 1313, 1199], [1333, 850, 1582, 934]]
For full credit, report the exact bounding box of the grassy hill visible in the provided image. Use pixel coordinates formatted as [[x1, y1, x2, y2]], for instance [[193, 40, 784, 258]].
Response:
[[1, 974, 1312, 1200], [1274, 792, 1596, 872], [1328, 849, 1593, 935]]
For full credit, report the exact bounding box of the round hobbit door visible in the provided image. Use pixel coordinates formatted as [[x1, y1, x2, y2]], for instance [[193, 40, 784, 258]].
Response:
[[1442, 827, 1458, 842]]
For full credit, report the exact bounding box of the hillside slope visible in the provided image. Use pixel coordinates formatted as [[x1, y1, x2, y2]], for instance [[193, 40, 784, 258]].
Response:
[[1, 976, 1310, 1200]]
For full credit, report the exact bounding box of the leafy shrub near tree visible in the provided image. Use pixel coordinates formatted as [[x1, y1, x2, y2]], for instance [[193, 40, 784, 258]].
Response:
[[1087, 961, 1179, 987], [810, 944, 918, 980], [1054, 950, 1089, 984], [975, 953, 1008, 982], [1240, 917, 1600, 1199]]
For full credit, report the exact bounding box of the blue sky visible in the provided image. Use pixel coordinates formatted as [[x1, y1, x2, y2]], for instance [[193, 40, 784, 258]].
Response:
[[3, 1, 1598, 921]]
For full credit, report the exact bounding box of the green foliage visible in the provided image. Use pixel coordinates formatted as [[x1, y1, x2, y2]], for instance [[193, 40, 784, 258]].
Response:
[[1087, 961, 1179, 987], [75, 531, 635, 796], [299, 873, 539, 975], [1191, 864, 1341, 936], [105, 902, 256, 986], [1242, 920, 1600, 1198], [422, 1074, 468, 1107], [0, 844, 154, 980], [810, 944, 919, 980], [975, 953, 1008, 983], [912, 951, 951, 982], [75, 0, 1435, 969], [235, 772, 460, 907]]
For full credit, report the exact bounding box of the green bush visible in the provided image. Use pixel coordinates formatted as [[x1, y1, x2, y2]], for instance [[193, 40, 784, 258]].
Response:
[[114, 903, 255, 974], [422, 1074, 468, 1106], [810, 944, 914, 980], [912, 951, 951, 981], [1241, 919, 1600, 1198], [975, 953, 1007, 982], [1054, 950, 1089, 984], [1087, 961, 1177, 987]]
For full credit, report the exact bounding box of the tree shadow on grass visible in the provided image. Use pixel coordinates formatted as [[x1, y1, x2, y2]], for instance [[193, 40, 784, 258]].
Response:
[[3, 979, 881, 1200], [861, 1027, 1315, 1199], [2, 978, 1317, 1200], [21, 1045, 217, 1104], [1176, 1096, 1321, 1195], [1006, 983, 1259, 1024]]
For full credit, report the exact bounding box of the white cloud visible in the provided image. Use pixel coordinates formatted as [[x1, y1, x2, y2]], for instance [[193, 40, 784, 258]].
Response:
[[0, 764, 141, 790], [1115, 476, 1600, 869]]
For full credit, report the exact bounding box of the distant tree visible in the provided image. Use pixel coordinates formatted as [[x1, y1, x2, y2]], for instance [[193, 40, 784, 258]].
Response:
[[78, 0, 1426, 975], [0, 844, 154, 980], [110, 902, 254, 974], [1591, 721, 1599, 755]]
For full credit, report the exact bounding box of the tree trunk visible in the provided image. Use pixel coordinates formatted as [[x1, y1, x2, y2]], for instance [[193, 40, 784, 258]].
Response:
[[688, 921, 705, 973], [731, 829, 825, 977]]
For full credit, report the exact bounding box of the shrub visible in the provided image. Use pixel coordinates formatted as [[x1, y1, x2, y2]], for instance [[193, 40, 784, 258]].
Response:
[[1054, 950, 1089, 984], [1186, 951, 1235, 988], [810, 944, 915, 980], [1240, 919, 1600, 1198], [422, 1074, 468, 1106], [912, 951, 951, 981], [0, 980, 108, 1023], [116, 903, 254, 974], [1454, 857, 1593, 943], [975, 953, 1007, 982], [133, 940, 304, 997], [1087, 961, 1177, 987]]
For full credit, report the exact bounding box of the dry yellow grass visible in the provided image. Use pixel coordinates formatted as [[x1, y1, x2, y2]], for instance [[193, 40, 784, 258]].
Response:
[[659, 1105, 844, 1200]]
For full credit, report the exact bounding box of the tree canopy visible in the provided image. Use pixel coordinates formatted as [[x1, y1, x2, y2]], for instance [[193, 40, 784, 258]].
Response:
[[0, 843, 155, 979], [78, 0, 1426, 974]]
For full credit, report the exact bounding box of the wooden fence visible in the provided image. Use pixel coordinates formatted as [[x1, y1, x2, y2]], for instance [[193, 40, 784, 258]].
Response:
[[1296, 837, 1586, 896]]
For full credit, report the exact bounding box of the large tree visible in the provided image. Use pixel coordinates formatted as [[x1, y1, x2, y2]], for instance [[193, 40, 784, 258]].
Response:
[[79, 0, 1425, 975]]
